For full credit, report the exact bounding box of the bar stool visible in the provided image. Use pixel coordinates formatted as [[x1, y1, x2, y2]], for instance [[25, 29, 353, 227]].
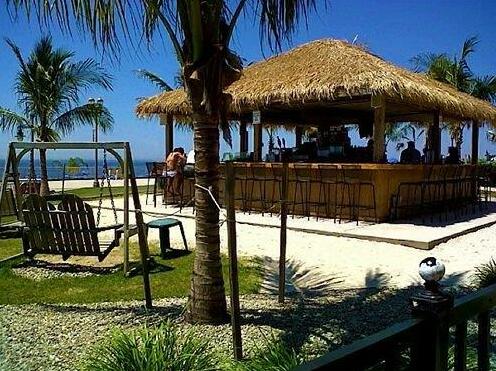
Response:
[[477, 165, 491, 208], [442, 166, 459, 219], [161, 162, 180, 206], [421, 166, 445, 221], [235, 163, 250, 212], [458, 166, 475, 215], [392, 170, 424, 221], [317, 164, 339, 220], [147, 162, 167, 208], [308, 165, 325, 220], [248, 163, 269, 215], [145, 161, 155, 205], [336, 165, 377, 224], [291, 163, 312, 219], [268, 163, 283, 216], [179, 175, 195, 213]]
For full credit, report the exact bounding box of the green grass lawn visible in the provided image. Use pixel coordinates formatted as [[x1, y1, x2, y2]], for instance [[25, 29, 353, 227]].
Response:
[[0, 239, 263, 305], [0, 184, 261, 305], [0, 238, 22, 261]]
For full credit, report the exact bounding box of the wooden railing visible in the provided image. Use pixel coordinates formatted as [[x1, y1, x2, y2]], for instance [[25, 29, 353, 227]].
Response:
[[297, 266, 496, 371]]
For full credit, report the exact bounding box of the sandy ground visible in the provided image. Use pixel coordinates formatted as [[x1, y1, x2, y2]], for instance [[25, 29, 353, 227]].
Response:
[[48, 178, 148, 191], [84, 193, 496, 291]]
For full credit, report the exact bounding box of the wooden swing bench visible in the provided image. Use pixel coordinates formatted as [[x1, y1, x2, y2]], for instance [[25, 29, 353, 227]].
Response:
[[0, 189, 24, 239], [22, 194, 124, 262]]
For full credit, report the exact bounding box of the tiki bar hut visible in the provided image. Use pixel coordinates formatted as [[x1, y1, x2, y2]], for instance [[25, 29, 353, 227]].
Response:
[[136, 39, 496, 222]]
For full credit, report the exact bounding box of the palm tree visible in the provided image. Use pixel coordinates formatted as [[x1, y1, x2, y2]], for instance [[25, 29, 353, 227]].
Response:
[[7, 0, 323, 324], [412, 36, 477, 93], [412, 36, 496, 153], [0, 36, 113, 196], [386, 123, 424, 151], [472, 75, 496, 144]]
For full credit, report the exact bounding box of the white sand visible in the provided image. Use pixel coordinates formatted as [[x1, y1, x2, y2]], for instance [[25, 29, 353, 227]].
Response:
[[48, 178, 148, 191], [92, 195, 496, 290]]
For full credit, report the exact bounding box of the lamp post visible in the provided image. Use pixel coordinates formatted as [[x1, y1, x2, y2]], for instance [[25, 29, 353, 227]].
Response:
[[16, 123, 36, 181], [89, 97, 103, 187]]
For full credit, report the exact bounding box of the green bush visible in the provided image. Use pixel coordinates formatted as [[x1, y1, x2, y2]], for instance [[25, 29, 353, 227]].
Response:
[[80, 321, 220, 371], [473, 258, 496, 288], [238, 335, 301, 371]]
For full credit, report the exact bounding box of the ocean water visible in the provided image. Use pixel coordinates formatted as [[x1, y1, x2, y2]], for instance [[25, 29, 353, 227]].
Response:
[[0, 158, 151, 180]]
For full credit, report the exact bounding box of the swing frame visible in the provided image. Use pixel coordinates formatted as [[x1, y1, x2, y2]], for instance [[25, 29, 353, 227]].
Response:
[[0, 141, 152, 308]]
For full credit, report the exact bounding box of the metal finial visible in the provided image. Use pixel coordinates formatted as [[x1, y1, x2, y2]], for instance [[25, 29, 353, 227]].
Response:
[[419, 257, 445, 283]]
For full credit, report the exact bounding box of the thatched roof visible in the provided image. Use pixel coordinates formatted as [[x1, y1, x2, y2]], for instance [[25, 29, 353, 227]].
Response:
[[136, 39, 496, 124]]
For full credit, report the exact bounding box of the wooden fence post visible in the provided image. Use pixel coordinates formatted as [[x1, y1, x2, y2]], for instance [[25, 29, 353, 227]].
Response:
[[477, 311, 490, 371], [279, 162, 289, 303], [224, 162, 243, 360], [411, 258, 453, 371]]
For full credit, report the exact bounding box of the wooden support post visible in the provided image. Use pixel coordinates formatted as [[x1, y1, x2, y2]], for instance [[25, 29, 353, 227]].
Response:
[[9, 145, 23, 218], [239, 120, 248, 153], [372, 95, 386, 163], [411, 259, 453, 371], [224, 162, 243, 360], [0, 145, 15, 221], [454, 321, 467, 371], [161, 114, 174, 158], [472, 120, 480, 165], [477, 311, 490, 371], [123, 146, 129, 275], [126, 143, 153, 309], [431, 113, 441, 164], [295, 126, 303, 147], [278, 162, 289, 303], [253, 123, 263, 162]]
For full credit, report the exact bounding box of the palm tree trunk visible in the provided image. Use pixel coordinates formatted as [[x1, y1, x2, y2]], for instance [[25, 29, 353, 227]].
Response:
[[187, 113, 228, 324], [39, 147, 49, 196], [29, 130, 35, 181]]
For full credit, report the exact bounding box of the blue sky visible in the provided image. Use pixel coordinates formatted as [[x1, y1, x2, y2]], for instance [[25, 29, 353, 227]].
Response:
[[0, 0, 495, 161]]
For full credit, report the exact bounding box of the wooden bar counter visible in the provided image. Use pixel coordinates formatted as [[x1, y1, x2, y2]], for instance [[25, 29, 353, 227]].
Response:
[[182, 163, 475, 222]]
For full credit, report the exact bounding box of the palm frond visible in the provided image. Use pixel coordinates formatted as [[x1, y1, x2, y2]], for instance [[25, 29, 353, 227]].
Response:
[[470, 75, 496, 103], [0, 107, 30, 133], [6, 0, 135, 53], [460, 35, 479, 61], [52, 104, 113, 136], [257, 0, 319, 51], [134, 69, 174, 91]]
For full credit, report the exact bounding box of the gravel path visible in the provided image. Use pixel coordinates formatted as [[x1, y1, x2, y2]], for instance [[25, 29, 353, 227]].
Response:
[[11, 260, 118, 281], [0, 289, 423, 371]]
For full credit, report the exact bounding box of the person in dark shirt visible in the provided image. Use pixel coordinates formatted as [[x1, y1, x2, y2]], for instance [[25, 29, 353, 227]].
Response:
[[444, 146, 460, 164], [400, 141, 421, 164]]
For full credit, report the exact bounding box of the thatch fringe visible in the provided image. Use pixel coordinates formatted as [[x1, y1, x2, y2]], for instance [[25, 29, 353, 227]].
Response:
[[136, 39, 496, 124]]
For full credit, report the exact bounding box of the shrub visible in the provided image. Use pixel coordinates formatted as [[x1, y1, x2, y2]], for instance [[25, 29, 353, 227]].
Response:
[[80, 321, 220, 371], [473, 258, 496, 288], [239, 335, 301, 371]]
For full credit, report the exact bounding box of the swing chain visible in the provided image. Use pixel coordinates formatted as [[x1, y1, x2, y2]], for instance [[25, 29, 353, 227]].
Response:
[[96, 149, 118, 226]]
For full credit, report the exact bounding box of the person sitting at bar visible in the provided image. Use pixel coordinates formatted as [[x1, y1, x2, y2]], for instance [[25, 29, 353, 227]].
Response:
[[164, 147, 186, 197], [366, 139, 374, 161], [444, 146, 460, 164], [400, 141, 421, 164]]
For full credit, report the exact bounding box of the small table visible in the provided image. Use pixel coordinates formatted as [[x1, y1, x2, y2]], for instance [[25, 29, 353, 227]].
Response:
[[147, 218, 188, 258]]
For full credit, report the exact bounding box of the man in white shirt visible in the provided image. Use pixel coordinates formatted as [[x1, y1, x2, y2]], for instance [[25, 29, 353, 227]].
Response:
[[186, 149, 195, 164], [184, 149, 195, 178]]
